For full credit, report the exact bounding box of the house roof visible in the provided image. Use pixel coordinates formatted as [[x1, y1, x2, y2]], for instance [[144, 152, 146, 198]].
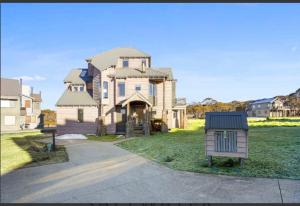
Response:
[[86, 47, 150, 71], [56, 90, 97, 106], [205, 112, 248, 131], [31, 93, 42, 102], [64, 69, 91, 84], [251, 98, 275, 104], [109, 67, 173, 80], [121, 92, 152, 107], [1, 78, 21, 97]]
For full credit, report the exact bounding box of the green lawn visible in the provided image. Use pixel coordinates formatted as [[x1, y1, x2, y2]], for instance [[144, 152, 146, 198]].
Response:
[[1, 132, 68, 175], [86, 134, 122, 142], [117, 119, 300, 179]]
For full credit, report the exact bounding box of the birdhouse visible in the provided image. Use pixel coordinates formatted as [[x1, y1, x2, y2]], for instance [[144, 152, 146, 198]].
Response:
[[204, 112, 249, 167]]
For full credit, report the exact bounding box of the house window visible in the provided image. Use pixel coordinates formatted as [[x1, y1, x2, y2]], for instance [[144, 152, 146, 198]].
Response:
[[142, 59, 146, 67], [4, 116, 16, 126], [25, 100, 31, 108], [103, 81, 108, 99], [258, 104, 261, 108], [214, 131, 237, 152], [123, 59, 129, 68], [78, 109, 84, 123], [1, 100, 16, 108], [252, 105, 256, 109], [118, 82, 125, 97], [79, 86, 84, 92], [31, 115, 36, 123], [149, 82, 157, 96], [135, 84, 141, 92], [74, 86, 78, 92]]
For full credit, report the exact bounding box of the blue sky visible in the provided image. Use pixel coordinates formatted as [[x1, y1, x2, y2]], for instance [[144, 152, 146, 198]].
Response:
[[2, 3, 300, 109]]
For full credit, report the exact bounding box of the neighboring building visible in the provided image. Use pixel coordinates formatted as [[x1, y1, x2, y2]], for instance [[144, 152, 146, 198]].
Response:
[[247, 97, 291, 117], [20, 85, 42, 129], [1, 78, 21, 132], [56, 47, 187, 136], [289, 88, 300, 98], [204, 112, 248, 166], [0, 78, 42, 132]]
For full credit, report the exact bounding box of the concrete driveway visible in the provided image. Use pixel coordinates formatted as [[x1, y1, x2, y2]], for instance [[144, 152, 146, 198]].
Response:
[[1, 139, 299, 203]]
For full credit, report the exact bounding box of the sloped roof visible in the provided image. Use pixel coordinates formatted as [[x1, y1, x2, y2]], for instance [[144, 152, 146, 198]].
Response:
[[251, 98, 275, 104], [121, 92, 152, 107], [56, 90, 97, 106], [109, 67, 172, 79], [86, 47, 150, 71], [1, 78, 21, 97], [64, 69, 91, 84], [31, 93, 42, 102], [205, 112, 248, 131], [157, 68, 174, 80]]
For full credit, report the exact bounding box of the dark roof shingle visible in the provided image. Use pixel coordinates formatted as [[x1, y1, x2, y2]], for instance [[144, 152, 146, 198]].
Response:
[[205, 112, 248, 131]]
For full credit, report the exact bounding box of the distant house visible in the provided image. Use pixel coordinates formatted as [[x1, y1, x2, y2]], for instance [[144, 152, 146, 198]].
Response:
[[289, 88, 300, 98], [1, 78, 22, 132], [56, 47, 187, 136], [0, 78, 42, 132], [247, 97, 291, 117]]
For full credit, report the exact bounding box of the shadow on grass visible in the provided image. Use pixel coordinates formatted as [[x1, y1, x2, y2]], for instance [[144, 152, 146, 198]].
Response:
[[1, 133, 69, 175]]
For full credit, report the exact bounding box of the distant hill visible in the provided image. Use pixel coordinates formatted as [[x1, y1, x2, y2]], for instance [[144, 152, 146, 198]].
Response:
[[289, 88, 300, 98], [200, 98, 218, 105]]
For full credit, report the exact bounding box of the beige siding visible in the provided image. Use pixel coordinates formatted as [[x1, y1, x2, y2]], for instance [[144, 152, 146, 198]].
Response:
[[56, 106, 98, 135], [116, 57, 150, 68], [1, 98, 21, 131], [205, 129, 248, 158]]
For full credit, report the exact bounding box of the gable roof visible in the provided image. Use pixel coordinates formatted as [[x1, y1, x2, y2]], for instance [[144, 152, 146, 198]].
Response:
[[56, 90, 97, 106], [109, 67, 172, 79], [31, 93, 42, 102], [205, 112, 248, 132], [64, 69, 91, 84], [1, 78, 21, 97], [86, 47, 150, 71], [121, 92, 152, 107]]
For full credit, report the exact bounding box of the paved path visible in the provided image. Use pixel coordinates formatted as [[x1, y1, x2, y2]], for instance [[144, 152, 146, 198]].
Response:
[[1, 140, 299, 203]]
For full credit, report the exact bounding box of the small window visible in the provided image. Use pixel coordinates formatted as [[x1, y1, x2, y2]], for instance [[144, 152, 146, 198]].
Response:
[[74, 87, 78, 92], [118, 82, 125, 97], [5, 116, 16, 126], [78, 109, 84, 123], [103, 81, 108, 99], [1, 100, 16, 108], [79, 86, 84, 92], [252, 105, 255, 109], [135, 84, 141, 92], [214, 131, 237, 152], [123, 59, 129, 68], [25, 100, 31, 108], [258, 104, 261, 108], [142, 59, 146, 67]]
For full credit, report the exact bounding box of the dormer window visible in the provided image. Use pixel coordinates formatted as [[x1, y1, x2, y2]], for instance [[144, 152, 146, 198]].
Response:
[[123, 58, 129, 68], [142, 59, 146, 68]]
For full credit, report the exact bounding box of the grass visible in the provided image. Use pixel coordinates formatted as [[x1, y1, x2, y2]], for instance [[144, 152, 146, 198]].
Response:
[[1, 131, 68, 175], [117, 118, 300, 179], [86, 134, 122, 142]]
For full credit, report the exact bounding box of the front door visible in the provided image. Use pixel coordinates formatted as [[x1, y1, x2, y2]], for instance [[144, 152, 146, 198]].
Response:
[[131, 105, 144, 126], [116, 106, 127, 134]]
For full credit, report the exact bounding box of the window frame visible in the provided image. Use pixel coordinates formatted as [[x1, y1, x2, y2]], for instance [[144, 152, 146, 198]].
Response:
[[4, 115, 16, 126], [149, 82, 157, 96], [118, 82, 125, 97], [135, 84, 141, 92], [103, 81, 109, 99], [123, 58, 129, 68], [214, 130, 237, 153]]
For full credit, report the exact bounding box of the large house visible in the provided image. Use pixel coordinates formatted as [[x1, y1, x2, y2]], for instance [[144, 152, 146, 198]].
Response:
[[1, 78, 42, 132], [56, 47, 187, 136], [247, 97, 291, 117]]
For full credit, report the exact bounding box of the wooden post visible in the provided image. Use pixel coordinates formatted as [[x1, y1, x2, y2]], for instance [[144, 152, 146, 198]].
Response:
[[208, 156, 212, 167], [52, 131, 56, 151]]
